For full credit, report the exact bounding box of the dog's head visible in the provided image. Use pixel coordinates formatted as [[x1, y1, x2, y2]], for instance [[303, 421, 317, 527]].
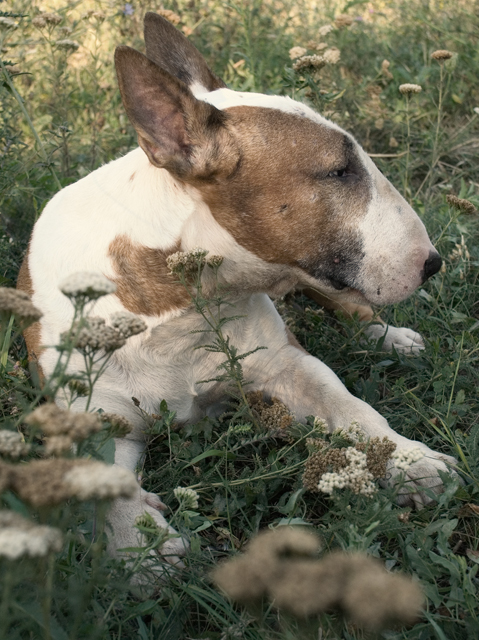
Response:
[[114, 13, 441, 306]]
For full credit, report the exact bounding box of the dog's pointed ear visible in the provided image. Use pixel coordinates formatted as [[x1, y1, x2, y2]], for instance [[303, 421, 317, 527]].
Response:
[[143, 12, 226, 92], [115, 46, 236, 179]]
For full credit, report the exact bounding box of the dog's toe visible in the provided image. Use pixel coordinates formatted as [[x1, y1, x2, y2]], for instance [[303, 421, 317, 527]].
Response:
[[364, 324, 425, 353]]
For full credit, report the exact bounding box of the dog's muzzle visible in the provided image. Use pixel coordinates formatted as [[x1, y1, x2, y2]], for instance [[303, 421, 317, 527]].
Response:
[[421, 251, 442, 283]]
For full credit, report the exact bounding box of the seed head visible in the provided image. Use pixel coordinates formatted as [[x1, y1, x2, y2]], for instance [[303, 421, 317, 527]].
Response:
[[158, 9, 181, 25], [25, 403, 102, 442], [166, 247, 208, 275], [206, 255, 224, 269], [292, 54, 326, 73], [289, 46, 307, 60], [100, 412, 133, 437], [431, 49, 453, 62], [399, 83, 422, 95], [42, 12, 62, 25], [0, 288, 42, 327], [446, 194, 477, 215], [60, 271, 116, 301], [61, 317, 126, 353]]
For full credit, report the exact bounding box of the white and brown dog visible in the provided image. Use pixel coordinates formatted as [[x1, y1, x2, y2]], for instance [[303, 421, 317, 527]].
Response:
[[18, 14, 455, 562]]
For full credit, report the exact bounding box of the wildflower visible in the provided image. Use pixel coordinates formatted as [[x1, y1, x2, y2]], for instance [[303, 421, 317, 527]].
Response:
[[292, 54, 326, 73], [68, 379, 89, 396], [100, 412, 133, 437], [60, 271, 116, 302], [247, 391, 293, 435], [389, 136, 399, 148], [61, 317, 126, 353], [123, 3, 134, 16], [446, 194, 477, 215], [174, 486, 199, 510], [332, 421, 364, 443], [323, 47, 340, 64], [289, 46, 307, 60], [158, 9, 181, 25], [391, 447, 424, 470], [381, 59, 393, 79], [0, 511, 63, 559], [32, 15, 47, 28], [0, 17, 18, 29], [110, 311, 147, 339], [0, 288, 42, 327], [206, 255, 224, 269], [44, 435, 73, 456], [57, 26, 73, 36], [82, 10, 106, 22], [25, 403, 102, 442], [334, 14, 354, 28], [11, 458, 84, 507], [0, 430, 31, 459], [431, 49, 453, 62], [42, 12, 63, 25], [474, 107, 479, 115], [399, 83, 422, 95], [307, 41, 328, 51], [63, 461, 137, 500], [166, 248, 209, 275], [56, 39, 80, 52], [318, 24, 334, 37]]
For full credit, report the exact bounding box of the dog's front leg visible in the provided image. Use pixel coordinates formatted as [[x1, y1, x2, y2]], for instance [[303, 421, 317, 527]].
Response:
[[260, 344, 457, 507]]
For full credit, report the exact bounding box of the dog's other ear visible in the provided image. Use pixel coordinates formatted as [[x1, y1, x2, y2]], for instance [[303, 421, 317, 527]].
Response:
[[115, 46, 236, 179], [144, 12, 226, 92]]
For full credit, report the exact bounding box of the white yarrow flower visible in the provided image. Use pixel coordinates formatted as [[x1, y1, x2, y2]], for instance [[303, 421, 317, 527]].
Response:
[[391, 448, 425, 470], [110, 311, 147, 339], [318, 447, 376, 497], [0, 512, 62, 559], [60, 272, 116, 301], [173, 486, 199, 510], [63, 462, 137, 500], [0, 430, 31, 458]]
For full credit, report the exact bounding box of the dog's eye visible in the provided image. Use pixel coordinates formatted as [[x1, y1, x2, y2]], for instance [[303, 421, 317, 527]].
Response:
[[328, 168, 348, 178]]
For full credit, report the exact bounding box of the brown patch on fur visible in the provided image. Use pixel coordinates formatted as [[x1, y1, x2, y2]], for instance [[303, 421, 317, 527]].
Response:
[[108, 235, 190, 316], [286, 326, 309, 355], [303, 288, 377, 323], [129, 172, 136, 182], [16, 251, 45, 381], [193, 107, 372, 289]]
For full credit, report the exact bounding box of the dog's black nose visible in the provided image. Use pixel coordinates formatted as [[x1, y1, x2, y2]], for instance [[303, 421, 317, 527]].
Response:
[[422, 251, 442, 283]]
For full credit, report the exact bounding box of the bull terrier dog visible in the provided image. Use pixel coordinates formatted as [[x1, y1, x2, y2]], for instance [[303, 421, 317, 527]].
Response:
[[18, 13, 456, 564]]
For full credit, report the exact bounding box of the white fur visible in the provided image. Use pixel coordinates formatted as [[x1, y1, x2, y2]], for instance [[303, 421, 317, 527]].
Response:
[[27, 78, 456, 564]]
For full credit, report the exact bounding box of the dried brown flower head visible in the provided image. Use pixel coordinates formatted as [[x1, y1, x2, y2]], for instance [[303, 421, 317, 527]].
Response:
[[61, 317, 126, 353], [247, 391, 293, 435], [25, 403, 102, 442], [334, 14, 354, 28], [356, 436, 397, 478], [166, 247, 208, 275], [292, 54, 326, 73], [431, 49, 453, 62], [446, 194, 477, 215], [55, 39, 80, 52], [399, 83, 422, 95], [0, 288, 42, 327], [100, 412, 133, 437], [110, 311, 147, 339], [63, 461, 137, 500]]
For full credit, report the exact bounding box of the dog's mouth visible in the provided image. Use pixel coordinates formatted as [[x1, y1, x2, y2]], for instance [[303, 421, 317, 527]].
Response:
[[328, 277, 348, 291]]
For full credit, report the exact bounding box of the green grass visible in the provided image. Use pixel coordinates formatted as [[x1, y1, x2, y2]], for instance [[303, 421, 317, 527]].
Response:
[[1, 0, 479, 638]]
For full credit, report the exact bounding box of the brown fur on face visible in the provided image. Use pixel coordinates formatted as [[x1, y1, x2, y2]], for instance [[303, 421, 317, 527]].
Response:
[[192, 107, 372, 291], [108, 235, 190, 316]]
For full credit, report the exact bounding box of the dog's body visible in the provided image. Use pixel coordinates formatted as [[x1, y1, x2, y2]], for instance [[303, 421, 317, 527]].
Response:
[[18, 14, 455, 562]]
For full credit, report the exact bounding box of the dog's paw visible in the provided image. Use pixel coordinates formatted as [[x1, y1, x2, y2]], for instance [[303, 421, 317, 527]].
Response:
[[381, 445, 459, 509], [364, 324, 424, 353], [107, 487, 188, 566]]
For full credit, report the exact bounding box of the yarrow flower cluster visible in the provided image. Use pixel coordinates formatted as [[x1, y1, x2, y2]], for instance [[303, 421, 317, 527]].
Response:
[[289, 46, 307, 60], [166, 248, 209, 275], [399, 83, 422, 95], [318, 24, 334, 37], [292, 54, 326, 73], [32, 12, 62, 28], [318, 447, 376, 496], [212, 528, 424, 630], [158, 8, 181, 25], [60, 271, 116, 302], [381, 59, 393, 79], [334, 14, 354, 28], [431, 49, 453, 62], [61, 317, 126, 353], [247, 391, 293, 436], [0, 430, 31, 459], [173, 487, 200, 510], [100, 412, 133, 437], [55, 39, 80, 52], [0, 288, 42, 327], [0, 511, 62, 560], [323, 47, 341, 65], [446, 194, 477, 215], [25, 403, 103, 455], [82, 10, 106, 22], [63, 462, 138, 501], [391, 447, 424, 470], [110, 311, 147, 339]]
